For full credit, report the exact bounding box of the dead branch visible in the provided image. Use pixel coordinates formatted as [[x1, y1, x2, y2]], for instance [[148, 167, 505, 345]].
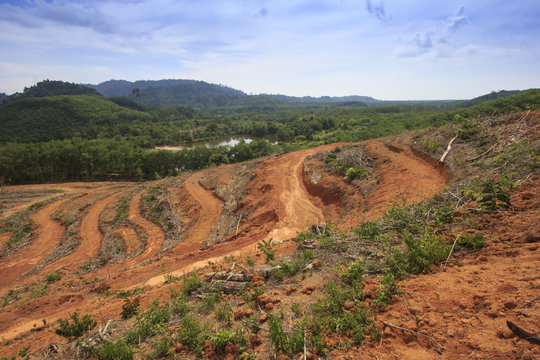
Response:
[[519, 296, 540, 309], [382, 321, 445, 354], [235, 214, 243, 237], [444, 232, 463, 269], [467, 144, 498, 162], [506, 321, 540, 345], [439, 135, 459, 163]]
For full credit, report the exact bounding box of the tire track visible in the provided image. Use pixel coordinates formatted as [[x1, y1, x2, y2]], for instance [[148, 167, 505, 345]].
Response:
[[0, 197, 69, 285]]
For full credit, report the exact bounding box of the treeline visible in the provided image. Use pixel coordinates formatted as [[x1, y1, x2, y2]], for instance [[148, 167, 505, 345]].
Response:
[[1, 89, 538, 185], [0, 138, 275, 184]]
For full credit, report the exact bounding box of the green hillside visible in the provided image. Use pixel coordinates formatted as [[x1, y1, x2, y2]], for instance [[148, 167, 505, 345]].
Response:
[[3, 80, 100, 104], [0, 94, 153, 142]]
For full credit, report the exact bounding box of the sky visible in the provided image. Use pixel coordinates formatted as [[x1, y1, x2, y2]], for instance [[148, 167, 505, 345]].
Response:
[[0, 0, 539, 100]]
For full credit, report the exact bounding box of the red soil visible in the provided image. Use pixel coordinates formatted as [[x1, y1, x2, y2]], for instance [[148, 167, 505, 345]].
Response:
[[0, 139, 459, 357]]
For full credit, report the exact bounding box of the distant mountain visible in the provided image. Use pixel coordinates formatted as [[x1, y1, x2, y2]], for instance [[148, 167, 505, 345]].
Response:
[[453, 90, 522, 108], [84, 79, 247, 109], [85, 79, 380, 110], [270, 94, 378, 104], [3, 80, 100, 104], [0, 93, 7, 102]]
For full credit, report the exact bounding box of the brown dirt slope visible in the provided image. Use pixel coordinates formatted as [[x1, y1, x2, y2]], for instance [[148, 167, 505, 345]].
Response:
[[0, 139, 453, 357], [352, 176, 540, 360]]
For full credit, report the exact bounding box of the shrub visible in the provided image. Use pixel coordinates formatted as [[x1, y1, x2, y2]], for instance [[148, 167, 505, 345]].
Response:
[[215, 302, 233, 326], [95, 338, 133, 360], [45, 273, 61, 283], [177, 315, 206, 353], [402, 232, 449, 274], [55, 312, 96, 339], [354, 221, 380, 240], [345, 166, 366, 181], [181, 273, 203, 296], [121, 296, 140, 319], [374, 272, 400, 307], [478, 179, 512, 212], [257, 238, 275, 263], [211, 329, 246, 355], [458, 232, 486, 250]]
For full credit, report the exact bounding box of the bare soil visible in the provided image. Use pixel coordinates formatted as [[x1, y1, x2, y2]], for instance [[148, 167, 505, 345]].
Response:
[[0, 115, 536, 359]]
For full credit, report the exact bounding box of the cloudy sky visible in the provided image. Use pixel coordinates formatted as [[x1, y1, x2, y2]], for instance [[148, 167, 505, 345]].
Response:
[[0, 0, 539, 99]]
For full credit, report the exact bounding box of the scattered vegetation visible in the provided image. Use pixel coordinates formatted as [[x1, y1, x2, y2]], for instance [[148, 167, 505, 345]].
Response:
[[55, 312, 97, 339]]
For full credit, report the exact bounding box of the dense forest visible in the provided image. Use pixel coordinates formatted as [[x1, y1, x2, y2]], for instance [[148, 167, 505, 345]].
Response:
[[1, 80, 538, 185]]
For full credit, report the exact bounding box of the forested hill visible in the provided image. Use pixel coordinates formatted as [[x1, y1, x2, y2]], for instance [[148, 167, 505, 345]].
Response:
[[0, 95, 155, 142], [85, 79, 247, 109], [85, 79, 385, 110], [3, 80, 100, 104]]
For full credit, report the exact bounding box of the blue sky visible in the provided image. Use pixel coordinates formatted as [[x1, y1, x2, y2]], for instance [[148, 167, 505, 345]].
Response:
[[0, 0, 538, 99]]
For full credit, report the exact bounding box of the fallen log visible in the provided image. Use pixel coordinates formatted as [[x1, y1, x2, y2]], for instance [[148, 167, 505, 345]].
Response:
[[211, 280, 249, 293], [204, 271, 251, 282]]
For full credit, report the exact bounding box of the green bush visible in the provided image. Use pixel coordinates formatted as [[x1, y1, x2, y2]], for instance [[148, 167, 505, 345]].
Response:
[[45, 273, 61, 283], [92, 338, 133, 360], [479, 179, 512, 212], [176, 315, 206, 353], [374, 272, 400, 307], [354, 221, 380, 240], [386, 231, 449, 277], [345, 166, 366, 180], [55, 312, 96, 339], [458, 232, 486, 250], [211, 329, 246, 355], [181, 273, 203, 296]]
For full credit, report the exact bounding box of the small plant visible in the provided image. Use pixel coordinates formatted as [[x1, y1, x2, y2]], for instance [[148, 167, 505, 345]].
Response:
[[45, 273, 61, 283], [318, 235, 334, 249], [345, 166, 366, 181], [478, 179, 512, 212], [121, 296, 140, 319], [55, 312, 96, 339], [211, 329, 246, 355], [291, 302, 301, 317], [374, 272, 400, 306], [257, 238, 275, 263], [99, 338, 133, 360], [31, 284, 48, 298], [176, 315, 205, 353], [245, 255, 255, 267], [338, 259, 366, 292], [268, 315, 287, 354], [215, 302, 233, 326], [181, 273, 203, 296], [17, 346, 30, 360], [354, 221, 380, 240], [302, 248, 314, 262], [458, 232, 486, 250]]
